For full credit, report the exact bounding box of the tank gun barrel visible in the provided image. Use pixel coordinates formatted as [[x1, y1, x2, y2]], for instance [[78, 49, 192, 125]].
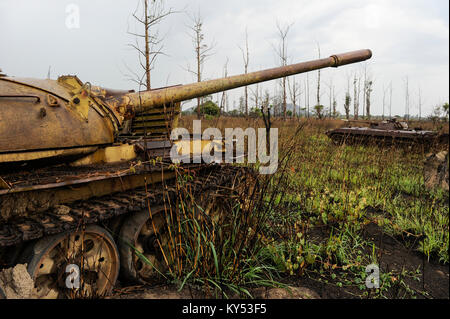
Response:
[[121, 49, 372, 116]]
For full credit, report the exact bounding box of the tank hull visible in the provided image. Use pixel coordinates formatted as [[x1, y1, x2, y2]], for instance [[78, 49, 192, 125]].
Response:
[[326, 126, 447, 149]]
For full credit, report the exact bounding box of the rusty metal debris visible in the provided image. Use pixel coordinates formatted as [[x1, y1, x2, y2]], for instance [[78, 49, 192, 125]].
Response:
[[326, 118, 448, 148]]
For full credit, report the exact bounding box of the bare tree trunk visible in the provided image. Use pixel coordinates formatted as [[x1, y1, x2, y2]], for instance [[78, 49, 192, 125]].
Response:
[[240, 29, 250, 118], [418, 86, 422, 121], [332, 86, 337, 118], [306, 73, 310, 118], [273, 22, 292, 120], [316, 42, 321, 110], [353, 74, 358, 120], [366, 81, 372, 120], [362, 64, 367, 118], [327, 77, 333, 118], [293, 82, 296, 118], [362, 64, 372, 120], [220, 58, 229, 115], [382, 84, 387, 120], [144, 0, 151, 89], [127, 0, 174, 90], [187, 12, 215, 119], [344, 73, 351, 119], [289, 76, 301, 119], [328, 85, 332, 118], [250, 83, 260, 112], [389, 82, 393, 119], [404, 76, 409, 121], [357, 77, 361, 119], [344, 93, 351, 120], [304, 80, 307, 118], [196, 27, 201, 118]]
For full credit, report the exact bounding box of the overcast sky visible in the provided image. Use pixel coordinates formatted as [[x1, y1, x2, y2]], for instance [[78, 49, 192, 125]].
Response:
[[0, 0, 448, 117]]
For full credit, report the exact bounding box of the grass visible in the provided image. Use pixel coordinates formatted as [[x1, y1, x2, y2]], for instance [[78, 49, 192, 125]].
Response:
[[146, 116, 449, 298]]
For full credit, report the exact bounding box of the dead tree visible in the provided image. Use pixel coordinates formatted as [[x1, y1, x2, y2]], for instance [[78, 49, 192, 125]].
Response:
[[273, 21, 292, 120], [316, 42, 321, 110], [325, 77, 334, 118], [344, 72, 351, 119], [357, 77, 361, 119], [382, 84, 387, 120], [365, 80, 373, 119], [219, 58, 229, 114], [353, 73, 360, 120], [361, 63, 367, 118], [288, 76, 301, 118], [250, 83, 261, 112], [331, 85, 338, 118], [127, 0, 174, 90], [389, 82, 393, 119], [305, 74, 310, 118], [239, 96, 245, 114], [344, 92, 351, 120], [418, 86, 422, 121], [404, 76, 410, 121], [187, 11, 215, 118], [239, 28, 250, 118], [361, 64, 373, 119], [333, 95, 337, 118]]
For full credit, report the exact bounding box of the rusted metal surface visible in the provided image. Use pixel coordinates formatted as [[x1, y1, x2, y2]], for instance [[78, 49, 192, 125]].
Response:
[[124, 49, 372, 111], [0, 188, 157, 247], [0, 161, 180, 221], [0, 164, 253, 248], [326, 119, 447, 147]]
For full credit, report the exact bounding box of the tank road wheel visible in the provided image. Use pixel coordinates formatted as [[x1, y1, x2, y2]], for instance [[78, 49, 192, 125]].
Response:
[[21, 225, 119, 299], [119, 207, 169, 284]]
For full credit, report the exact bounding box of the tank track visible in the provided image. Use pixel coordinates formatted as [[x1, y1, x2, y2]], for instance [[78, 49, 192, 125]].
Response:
[[0, 164, 254, 248], [0, 188, 161, 248]]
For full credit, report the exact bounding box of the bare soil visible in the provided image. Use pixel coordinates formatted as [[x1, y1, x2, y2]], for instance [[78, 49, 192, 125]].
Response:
[[291, 222, 449, 299], [111, 219, 449, 300]]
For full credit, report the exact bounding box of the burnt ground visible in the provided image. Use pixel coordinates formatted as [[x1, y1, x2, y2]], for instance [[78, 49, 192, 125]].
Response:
[[112, 221, 449, 300], [291, 222, 449, 299]]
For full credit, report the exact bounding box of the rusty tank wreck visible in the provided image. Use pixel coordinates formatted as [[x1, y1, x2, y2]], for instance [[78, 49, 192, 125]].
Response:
[[0, 49, 372, 298], [326, 118, 448, 149]]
